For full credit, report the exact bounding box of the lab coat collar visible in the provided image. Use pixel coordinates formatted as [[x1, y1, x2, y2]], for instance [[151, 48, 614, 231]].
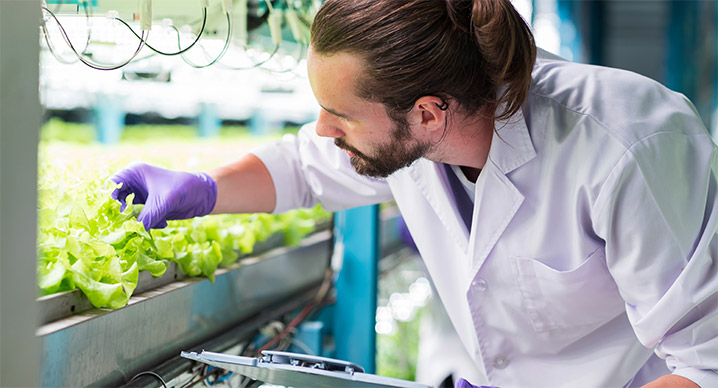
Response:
[[406, 159, 472, 253], [488, 109, 536, 174], [464, 109, 534, 272], [400, 108, 534, 266]]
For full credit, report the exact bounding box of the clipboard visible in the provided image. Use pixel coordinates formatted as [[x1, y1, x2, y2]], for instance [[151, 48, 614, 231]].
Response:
[[181, 349, 433, 388]]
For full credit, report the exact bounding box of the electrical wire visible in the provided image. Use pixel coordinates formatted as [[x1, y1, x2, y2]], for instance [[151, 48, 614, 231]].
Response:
[[41, 0, 93, 64], [202, 0, 294, 71], [41, 6, 147, 71], [128, 371, 168, 388], [178, 239, 335, 385], [254, 216, 336, 354], [255, 266, 334, 355], [41, 20, 78, 65], [115, 8, 208, 56], [176, 12, 232, 69], [214, 370, 234, 384], [182, 368, 221, 388], [42, 0, 315, 71], [199, 366, 234, 387], [175, 364, 208, 388], [184, 216, 336, 386], [255, 302, 312, 354]]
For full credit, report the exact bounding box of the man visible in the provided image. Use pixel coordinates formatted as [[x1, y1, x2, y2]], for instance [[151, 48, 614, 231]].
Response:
[[111, 0, 718, 387]]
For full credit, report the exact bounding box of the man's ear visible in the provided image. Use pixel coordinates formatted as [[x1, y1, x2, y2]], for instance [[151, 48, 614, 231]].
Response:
[[411, 96, 448, 140]]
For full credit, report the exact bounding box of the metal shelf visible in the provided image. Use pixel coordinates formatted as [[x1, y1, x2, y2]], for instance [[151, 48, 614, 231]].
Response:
[[37, 230, 332, 387]]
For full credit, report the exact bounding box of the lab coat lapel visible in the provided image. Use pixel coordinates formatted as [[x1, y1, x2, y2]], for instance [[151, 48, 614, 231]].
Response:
[[468, 110, 535, 273], [408, 159, 470, 253]]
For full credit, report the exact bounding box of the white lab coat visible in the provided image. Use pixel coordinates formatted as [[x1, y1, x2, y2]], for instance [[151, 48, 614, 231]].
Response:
[[252, 50, 718, 387]]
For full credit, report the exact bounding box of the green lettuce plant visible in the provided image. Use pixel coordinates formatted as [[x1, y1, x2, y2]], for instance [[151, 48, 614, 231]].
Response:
[[37, 161, 329, 309]]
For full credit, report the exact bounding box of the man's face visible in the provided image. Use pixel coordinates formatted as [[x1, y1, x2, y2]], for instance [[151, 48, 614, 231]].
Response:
[[307, 47, 431, 178]]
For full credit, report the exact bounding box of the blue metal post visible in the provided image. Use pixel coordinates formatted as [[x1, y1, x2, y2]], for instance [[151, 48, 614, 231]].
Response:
[[586, 0, 604, 66], [665, 0, 699, 99], [557, 0, 582, 62], [94, 96, 124, 144], [249, 109, 266, 136], [530, 0, 535, 26], [249, 107, 286, 136], [290, 321, 325, 356], [198, 103, 221, 138], [333, 205, 380, 373]]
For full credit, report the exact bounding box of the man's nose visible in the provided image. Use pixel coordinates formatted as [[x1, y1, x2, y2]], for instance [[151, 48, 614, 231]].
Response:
[[315, 110, 345, 139]]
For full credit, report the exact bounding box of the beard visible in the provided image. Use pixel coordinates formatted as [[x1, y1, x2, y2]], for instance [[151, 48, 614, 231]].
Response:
[[335, 119, 432, 178]]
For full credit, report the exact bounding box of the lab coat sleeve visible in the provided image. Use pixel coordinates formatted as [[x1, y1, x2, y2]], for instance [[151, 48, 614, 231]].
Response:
[[250, 122, 393, 213], [592, 127, 718, 387]]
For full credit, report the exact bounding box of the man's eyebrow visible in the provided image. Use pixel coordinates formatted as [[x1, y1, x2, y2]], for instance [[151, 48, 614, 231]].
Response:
[[320, 104, 351, 119]]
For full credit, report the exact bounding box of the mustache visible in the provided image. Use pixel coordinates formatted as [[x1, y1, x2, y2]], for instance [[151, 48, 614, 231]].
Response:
[[334, 138, 368, 159]]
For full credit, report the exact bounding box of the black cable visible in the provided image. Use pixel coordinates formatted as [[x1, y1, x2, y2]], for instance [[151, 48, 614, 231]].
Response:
[[115, 8, 207, 56], [41, 6, 147, 71], [176, 12, 232, 69], [128, 371, 168, 388], [177, 366, 204, 388], [183, 368, 220, 388]]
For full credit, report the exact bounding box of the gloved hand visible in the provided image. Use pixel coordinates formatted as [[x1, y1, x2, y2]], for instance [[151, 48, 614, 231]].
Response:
[[454, 379, 496, 388], [110, 162, 217, 230]]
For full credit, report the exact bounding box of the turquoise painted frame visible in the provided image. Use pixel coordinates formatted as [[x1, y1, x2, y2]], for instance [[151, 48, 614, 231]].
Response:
[[332, 205, 380, 374]]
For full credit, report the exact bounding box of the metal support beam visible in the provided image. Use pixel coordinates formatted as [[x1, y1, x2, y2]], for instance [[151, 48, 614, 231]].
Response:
[[666, 0, 700, 100], [333, 205, 380, 374], [94, 95, 125, 144], [0, 1, 41, 386], [557, 0, 582, 62], [198, 103, 221, 138], [586, 0, 604, 66], [291, 321, 325, 356]]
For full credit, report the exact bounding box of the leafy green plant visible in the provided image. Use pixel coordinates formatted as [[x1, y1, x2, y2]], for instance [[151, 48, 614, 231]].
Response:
[[41, 118, 96, 144], [377, 313, 422, 381], [37, 140, 329, 309]]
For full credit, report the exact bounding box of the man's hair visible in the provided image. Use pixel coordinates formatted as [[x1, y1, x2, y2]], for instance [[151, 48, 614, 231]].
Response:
[[310, 0, 536, 129]]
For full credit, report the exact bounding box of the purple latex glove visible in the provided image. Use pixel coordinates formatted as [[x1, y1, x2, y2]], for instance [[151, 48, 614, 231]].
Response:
[[454, 379, 496, 388], [110, 162, 217, 230]]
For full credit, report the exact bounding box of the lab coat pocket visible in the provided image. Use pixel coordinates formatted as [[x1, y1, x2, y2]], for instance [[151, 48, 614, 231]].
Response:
[[512, 249, 625, 334]]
